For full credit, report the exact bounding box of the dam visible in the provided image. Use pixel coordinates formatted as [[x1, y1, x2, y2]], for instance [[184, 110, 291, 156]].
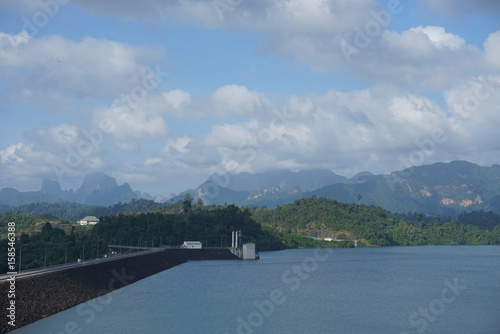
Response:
[[0, 247, 240, 333]]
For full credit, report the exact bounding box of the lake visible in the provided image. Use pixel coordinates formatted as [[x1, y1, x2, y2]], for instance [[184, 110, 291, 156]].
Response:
[[11, 245, 500, 334]]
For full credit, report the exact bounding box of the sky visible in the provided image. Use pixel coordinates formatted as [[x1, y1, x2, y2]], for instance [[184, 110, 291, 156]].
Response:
[[0, 0, 499, 197]]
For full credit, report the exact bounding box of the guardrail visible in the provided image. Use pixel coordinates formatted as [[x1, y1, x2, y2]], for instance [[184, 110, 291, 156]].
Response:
[[0, 246, 157, 282]]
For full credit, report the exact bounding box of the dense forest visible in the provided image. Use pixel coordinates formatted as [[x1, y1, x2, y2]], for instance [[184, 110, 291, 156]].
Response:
[[2, 196, 500, 274], [251, 197, 500, 246], [0, 200, 343, 274]]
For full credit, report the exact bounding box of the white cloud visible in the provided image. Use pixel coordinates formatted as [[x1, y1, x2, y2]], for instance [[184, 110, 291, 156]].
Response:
[[484, 31, 500, 70], [0, 32, 164, 114], [3, 81, 492, 193], [25, 124, 80, 151], [0, 137, 104, 191], [2, 1, 500, 195], [339, 27, 482, 90], [163, 136, 191, 154], [0, 143, 25, 164], [163, 89, 191, 109], [4, 2, 494, 92], [409, 26, 465, 50], [211, 85, 264, 116], [92, 105, 169, 151], [145, 157, 161, 166], [158, 85, 274, 119], [144, 86, 457, 178]]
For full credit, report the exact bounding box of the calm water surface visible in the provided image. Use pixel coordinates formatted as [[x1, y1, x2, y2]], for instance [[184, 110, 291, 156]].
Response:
[[12, 245, 500, 334]]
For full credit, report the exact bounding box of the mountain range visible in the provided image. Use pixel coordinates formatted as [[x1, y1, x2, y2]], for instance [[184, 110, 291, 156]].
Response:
[[0, 172, 149, 207], [1, 161, 499, 217], [175, 161, 500, 216]]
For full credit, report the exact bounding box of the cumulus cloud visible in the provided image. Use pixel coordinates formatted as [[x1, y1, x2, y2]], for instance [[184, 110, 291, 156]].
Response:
[[163, 89, 191, 110], [92, 104, 169, 151], [4, 2, 495, 91], [158, 84, 274, 119], [2, 0, 499, 194], [340, 27, 482, 90], [409, 26, 465, 50], [6, 81, 494, 193], [484, 31, 500, 70], [131, 86, 454, 179], [0, 32, 164, 114], [0, 135, 104, 191], [210, 85, 265, 116]]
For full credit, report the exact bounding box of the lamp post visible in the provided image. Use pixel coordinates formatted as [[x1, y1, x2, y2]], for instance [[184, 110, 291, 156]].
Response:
[[139, 236, 143, 248], [65, 241, 72, 264], [19, 243, 28, 273], [44, 242, 53, 268], [109, 238, 116, 255]]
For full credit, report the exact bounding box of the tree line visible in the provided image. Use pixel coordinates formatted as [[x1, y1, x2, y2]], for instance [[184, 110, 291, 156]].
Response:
[[0, 203, 343, 274], [251, 197, 500, 246], [2, 196, 500, 273]]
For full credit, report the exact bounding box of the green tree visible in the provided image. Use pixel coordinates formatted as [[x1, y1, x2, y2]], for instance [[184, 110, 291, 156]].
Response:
[[183, 193, 193, 214]]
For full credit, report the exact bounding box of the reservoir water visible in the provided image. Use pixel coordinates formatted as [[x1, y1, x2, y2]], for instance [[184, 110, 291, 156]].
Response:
[[12, 245, 500, 334]]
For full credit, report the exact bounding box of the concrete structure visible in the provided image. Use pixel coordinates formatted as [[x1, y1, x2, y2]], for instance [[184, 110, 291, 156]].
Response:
[[0, 248, 239, 332], [231, 230, 242, 248], [79, 216, 99, 226], [242, 243, 256, 260], [182, 241, 202, 249]]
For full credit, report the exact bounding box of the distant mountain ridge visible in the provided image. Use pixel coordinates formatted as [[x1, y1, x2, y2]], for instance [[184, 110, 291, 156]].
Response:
[[0, 172, 152, 207], [171, 168, 348, 206], [221, 169, 347, 192], [177, 161, 500, 216], [1, 161, 500, 216]]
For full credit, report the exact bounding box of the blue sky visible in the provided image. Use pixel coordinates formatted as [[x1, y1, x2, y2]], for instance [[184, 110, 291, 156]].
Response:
[[1, 0, 499, 197]]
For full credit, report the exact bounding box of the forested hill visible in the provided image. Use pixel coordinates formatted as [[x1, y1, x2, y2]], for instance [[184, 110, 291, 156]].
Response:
[[0, 204, 344, 274], [251, 197, 500, 246], [0, 199, 163, 221]]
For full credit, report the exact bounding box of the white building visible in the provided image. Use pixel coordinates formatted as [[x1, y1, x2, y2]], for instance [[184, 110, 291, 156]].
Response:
[[243, 243, 256, 260], [182, 241, 202, 249], [79, 216, 99, 226]]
